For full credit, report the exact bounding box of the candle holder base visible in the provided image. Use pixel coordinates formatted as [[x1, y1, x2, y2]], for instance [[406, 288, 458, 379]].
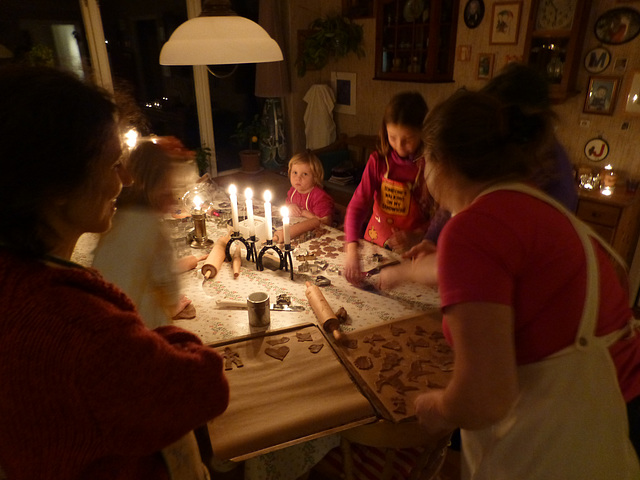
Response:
[[257, 240, 284, 271], [225, 232, 253, 262], [283, 243, 294, 281], [190, 238, 213, 249]]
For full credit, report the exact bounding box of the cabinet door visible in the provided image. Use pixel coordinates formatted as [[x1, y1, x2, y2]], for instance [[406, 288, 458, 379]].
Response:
[[522, 0, 592, 102], [374, 0, 459, 83]]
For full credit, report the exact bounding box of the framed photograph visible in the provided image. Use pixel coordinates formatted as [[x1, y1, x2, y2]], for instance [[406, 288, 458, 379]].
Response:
[[331, 72, 357, 115], [464, 0, 485, 29], [584, 47, 611, 74], [614, 57, 629, 73], [489, 2, 522, 45], [624, 70, 640, 115], [477, 53, 495, 80], [584, 137, 610, 162], [583, 76, 620, 115], [594, 7, 640, 45], [457, 45, 472, 62]]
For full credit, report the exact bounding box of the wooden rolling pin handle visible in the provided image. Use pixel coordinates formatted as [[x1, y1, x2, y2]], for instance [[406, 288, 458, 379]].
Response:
[[305, 281, 343, 342], [201, 234, 230, 280]]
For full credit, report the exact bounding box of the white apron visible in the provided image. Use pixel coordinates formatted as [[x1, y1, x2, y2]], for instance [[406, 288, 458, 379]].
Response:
[[461, 183, 640, 480]]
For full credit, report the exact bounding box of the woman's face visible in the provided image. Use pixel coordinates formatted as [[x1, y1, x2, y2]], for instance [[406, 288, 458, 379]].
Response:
[[58, 127, 130, 237]]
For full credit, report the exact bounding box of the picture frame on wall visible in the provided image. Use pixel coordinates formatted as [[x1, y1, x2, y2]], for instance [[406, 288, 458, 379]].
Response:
[[331, 71, 357, 115], [583, 76, 620, 115], [624, 70, 640, 115], [489, 2, 522, 45], [477, 53, 495, 79], [464, 0, 485, 29]]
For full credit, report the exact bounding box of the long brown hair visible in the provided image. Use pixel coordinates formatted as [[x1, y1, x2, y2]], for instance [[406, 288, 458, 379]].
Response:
[[378, 91, 428, 157]]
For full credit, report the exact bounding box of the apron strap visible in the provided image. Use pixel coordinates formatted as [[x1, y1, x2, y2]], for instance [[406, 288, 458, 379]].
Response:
[[477, 182, 625, 348]]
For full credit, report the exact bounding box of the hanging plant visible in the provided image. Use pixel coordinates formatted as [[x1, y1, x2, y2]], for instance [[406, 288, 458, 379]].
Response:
[[296, 14, 365, 77]]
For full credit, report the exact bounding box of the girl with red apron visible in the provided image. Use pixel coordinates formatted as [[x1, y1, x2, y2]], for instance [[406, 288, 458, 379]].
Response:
[[364, 156, 427, 248]]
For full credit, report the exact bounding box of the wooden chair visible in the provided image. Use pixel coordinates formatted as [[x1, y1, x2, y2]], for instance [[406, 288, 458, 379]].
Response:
[[340, 420, 451, 480]]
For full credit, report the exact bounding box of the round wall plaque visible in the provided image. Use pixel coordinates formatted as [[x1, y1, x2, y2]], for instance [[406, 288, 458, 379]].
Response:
[[584, 137, 609, 162]]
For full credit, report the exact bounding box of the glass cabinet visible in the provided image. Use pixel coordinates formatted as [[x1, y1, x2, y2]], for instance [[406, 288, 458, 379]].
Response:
[[374, 0, 459, 82], [522, 0, 593, 102]]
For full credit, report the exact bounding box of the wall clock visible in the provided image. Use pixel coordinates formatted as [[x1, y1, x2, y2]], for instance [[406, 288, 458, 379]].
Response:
[[584, 137, 609, 162], [536, 0, 578, 31]]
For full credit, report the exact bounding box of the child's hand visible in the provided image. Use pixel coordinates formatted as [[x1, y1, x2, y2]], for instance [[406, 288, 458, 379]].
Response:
[[377, 263, 407, 291], [402, 239, 437, 259], [344, 245, 363, 286], [288, 204, 303, 217]]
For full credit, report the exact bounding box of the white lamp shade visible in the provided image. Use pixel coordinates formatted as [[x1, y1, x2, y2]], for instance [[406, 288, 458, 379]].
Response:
[[159, 16, 283, 66]]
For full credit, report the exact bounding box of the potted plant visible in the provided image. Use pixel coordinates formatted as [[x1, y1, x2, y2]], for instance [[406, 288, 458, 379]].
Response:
[[231, 114, 268, 173], [296, 14, 365, 77]]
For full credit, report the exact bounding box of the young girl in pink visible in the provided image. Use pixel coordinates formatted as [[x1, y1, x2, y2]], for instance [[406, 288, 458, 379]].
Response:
[[272, 151, 334, 243], [343, 91, 435, 285]]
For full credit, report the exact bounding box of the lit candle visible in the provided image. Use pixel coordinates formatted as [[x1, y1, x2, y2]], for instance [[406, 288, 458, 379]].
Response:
[[192, 195, 203, 214], [229, 184, 239, 232], [264, 190, 273, 241], [245, 187, 255, 237], [281, 206, 290, 245]]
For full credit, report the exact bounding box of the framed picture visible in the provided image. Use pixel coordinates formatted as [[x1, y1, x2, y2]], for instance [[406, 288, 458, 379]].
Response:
[[583, 76, 620, 115], [584, 137, 610, 162], [594, 7, 640, 45], [331, 72, 357, 115], [624, 70, 640, 115], [464, 0, 485, 29], [584, 47, 611, 74], [489, 2, 522, 45], [457, 45, 472, 62], [614, 57, 629, 73], [477, 53, 495, 79]]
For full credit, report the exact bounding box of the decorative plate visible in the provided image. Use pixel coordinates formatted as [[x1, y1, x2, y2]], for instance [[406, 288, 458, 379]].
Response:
[[403, 0, 425, 22], [464, 0, 485, 29], [594, 7, 640, 45], [584, 137, 609, 162]]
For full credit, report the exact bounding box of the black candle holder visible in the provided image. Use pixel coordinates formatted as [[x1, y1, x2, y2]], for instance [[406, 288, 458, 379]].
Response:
[[256, 240, 284, 271], [282, 243, 294, 281], [224, 232, 254, 262]]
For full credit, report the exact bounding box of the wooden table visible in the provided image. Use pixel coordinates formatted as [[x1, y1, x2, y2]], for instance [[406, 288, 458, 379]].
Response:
[[71, 191, 444, 479]]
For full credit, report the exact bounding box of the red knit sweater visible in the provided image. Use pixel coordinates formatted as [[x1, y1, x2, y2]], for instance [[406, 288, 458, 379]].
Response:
[[0, 251, 229, 479]]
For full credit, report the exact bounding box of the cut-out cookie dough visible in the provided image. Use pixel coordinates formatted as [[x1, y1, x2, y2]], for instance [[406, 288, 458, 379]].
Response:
[[354, 356, 374, 370], [309, 344, 324, 354], [382, 340, 402, 351], [296, 331, 313, 342], [265, 346, 290, 361], [223, 347, 244, 370]]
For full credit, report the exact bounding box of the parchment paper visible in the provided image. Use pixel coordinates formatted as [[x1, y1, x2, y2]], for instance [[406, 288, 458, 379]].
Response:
[[207, 324, 376, 460]]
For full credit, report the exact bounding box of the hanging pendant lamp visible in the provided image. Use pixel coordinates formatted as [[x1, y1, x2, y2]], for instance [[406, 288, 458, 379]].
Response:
[[159, 0, 283, 66]]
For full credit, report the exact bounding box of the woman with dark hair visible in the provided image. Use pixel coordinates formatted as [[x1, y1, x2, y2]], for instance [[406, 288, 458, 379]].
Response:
[[383, 90, 640, 478], [0, 65, 229, 479]]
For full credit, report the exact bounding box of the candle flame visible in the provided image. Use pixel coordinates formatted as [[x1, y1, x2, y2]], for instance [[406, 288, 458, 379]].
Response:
[[280, 206, 289, 218], [193, 195, 203, 209], [264, 190, 271, 202], [124, 128, 138, 149], [229, 184, 237, 195], [245, 187, 253, 199]]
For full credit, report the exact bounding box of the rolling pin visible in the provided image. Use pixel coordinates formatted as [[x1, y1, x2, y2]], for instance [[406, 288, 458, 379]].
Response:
[[305, 281, 344, 343], [201, 234, 230, 279], [273, 217, 321, 244], [232, 244, 242, 278]]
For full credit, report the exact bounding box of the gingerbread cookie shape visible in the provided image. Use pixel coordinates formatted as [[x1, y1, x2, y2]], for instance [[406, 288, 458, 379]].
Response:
[[265, 346, 290, 361]]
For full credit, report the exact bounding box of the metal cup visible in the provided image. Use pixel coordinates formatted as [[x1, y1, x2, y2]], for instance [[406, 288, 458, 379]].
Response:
[[247, 292, 270, 327]]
